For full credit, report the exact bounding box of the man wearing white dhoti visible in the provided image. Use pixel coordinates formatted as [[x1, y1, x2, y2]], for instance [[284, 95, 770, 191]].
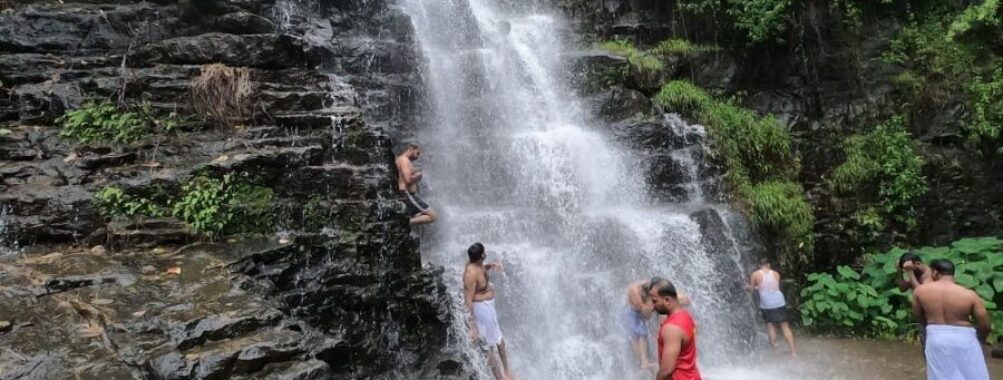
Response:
[[463, 242, 516, 380], [912, 259, 992, 380]]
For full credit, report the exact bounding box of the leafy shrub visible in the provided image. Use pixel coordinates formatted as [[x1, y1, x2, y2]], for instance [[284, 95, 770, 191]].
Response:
[[967, 67, 1003, 151], [801, 237, 1003, 341], [884, 14, 1003, 153], [800, 267, 907, 338], [93, 175, 274, 236], [947, 0, 1001, 39], [655, 80, 812, 266], [832, 116, 927, 230], [678, 0, 794, 43], [57, 101, 194, 144], [172, 174, 274, 236], [58, 102, 149, 144], [598, 40, 664, 73], [92, 186, 166, 219], [746, 181, 815, 264], [650, 38, 718, 57], [725, 0, 794, 43], [0, 128, 11, 137]]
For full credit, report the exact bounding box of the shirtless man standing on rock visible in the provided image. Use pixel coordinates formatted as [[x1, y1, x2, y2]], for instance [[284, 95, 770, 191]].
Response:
[[395, 144, 438, 225], [464, 242, 515, 380], [912, 259, 991, 380]]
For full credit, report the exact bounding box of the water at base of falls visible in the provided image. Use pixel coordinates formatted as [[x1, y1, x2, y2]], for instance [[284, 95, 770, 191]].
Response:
[[402, 0, 760, 378]]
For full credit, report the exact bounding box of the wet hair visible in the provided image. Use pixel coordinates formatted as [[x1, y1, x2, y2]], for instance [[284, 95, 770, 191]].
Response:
[[406, 143, 419, 150], [467, 242, 485, 262], [759, 257, 771, 266], [898, 252, 922, 269], [648, 277, 678, 299], [929, 259, 955, 276]]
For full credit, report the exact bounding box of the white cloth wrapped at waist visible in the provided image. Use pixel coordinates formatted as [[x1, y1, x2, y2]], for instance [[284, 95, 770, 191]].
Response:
[[924, 324, 989, 380], [473, 299, 504, 345]]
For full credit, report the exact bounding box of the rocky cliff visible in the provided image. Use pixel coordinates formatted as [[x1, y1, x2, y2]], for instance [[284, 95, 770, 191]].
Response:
[[0, 1, 462, 378], [559, 0, 1003, 271]]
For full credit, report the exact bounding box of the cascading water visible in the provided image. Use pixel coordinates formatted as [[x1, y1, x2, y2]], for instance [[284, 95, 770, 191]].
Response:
[[403, 0, 760, 378]]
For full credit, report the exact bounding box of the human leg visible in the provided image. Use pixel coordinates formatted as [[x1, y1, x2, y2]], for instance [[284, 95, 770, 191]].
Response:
[[780, 321, 796, 356], [497, 339, 515, 380], [766, 322, 778, 350]]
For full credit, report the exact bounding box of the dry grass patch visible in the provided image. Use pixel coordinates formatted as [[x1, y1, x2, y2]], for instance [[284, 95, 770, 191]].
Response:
[[189, 64, 255, 127]]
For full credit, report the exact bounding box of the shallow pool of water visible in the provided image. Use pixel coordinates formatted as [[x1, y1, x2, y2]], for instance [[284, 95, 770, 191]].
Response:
[[702, 336, 1003, 380]]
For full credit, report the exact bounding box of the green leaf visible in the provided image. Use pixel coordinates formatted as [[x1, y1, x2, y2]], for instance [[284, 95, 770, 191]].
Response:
[[837, 265, 862, 280], [974, 282, 995, 298]]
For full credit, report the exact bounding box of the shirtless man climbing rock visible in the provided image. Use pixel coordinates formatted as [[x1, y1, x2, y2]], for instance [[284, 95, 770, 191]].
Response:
[[464, 242, 516, 380], [395, 144, 438, 225], [912, 259, 992, 380]]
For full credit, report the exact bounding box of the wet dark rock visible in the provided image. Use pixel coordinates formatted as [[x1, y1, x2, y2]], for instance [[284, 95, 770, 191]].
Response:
[[1, 1, 459, 379], [254, 359, 331, 380], [689, 208, 760, 347], [107, 217, 193, 250], [0, 351, 67, 380], [993, 342, 1003, 359], [44, 273, 137, 295], [216, 11, 276, 34], [134, 33, 311, 69], [0, 320, 11, 334]]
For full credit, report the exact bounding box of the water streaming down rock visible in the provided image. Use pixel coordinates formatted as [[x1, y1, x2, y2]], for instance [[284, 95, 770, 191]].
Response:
[[403, 0, 760, 378]]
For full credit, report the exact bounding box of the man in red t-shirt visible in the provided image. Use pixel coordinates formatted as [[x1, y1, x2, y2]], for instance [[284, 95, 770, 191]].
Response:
[[648, 277, 702, 380]]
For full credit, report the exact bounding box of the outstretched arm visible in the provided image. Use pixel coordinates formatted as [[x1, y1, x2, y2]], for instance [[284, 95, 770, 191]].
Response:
[[655, 326, 683, 380]]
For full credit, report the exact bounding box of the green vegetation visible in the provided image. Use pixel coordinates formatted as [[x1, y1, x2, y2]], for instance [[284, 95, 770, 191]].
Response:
[[967, 67, 1003, 151], [92, 174, 274, 236], [173, 174, 274, 236], [884, 9, 1003, 153], [801, 237, 1003, 341], [656, 80, 813, 267], [650, 39, 718, 57], [302, 195, 328, 232], [58, 102, 149, 144], [947, 0, 1001, 39], [678, 0, 794, 43], [92, 186, 166, 219], [598, 40, 663, 73], [57, 101, 193, 144], [832, 116, 928, 232], [0, 128, 10, 137]]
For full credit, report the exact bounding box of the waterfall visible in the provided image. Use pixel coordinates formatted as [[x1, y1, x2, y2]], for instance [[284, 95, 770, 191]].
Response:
[[402, 0, 759, 378]]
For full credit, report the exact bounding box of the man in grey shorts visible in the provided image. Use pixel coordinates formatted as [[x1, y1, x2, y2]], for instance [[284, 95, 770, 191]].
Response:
[[395, 144, 438, 225], [749, 258, 796, 356]]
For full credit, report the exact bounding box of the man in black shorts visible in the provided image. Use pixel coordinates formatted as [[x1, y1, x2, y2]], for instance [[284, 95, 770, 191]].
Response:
[[395, 144, 438, 225]]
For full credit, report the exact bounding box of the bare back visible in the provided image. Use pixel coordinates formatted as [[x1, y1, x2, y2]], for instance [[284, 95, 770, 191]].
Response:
[[464, 263, 495, 302], [914, 281, 979, 327], [395, 155, 417, 192], [626, 281, 648, 311]]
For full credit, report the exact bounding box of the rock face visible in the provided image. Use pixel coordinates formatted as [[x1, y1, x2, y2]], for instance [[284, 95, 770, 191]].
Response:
[[0, 0, 461, 378], [558, 0, 1003, 270]]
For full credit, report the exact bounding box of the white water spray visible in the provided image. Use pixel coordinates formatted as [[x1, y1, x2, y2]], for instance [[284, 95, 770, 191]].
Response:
[[403, 0, 759, 378]]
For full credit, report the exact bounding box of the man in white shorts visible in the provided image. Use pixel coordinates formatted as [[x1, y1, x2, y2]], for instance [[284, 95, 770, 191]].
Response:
[[913, 259, 991, 380], [463, 242, 515, 380]]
